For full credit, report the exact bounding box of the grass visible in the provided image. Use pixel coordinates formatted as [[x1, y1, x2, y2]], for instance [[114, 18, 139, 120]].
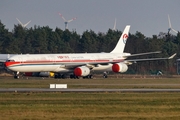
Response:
[[1, 76, 180, 89], [1, 92, 180, 120], [0, 76, 180, 119]]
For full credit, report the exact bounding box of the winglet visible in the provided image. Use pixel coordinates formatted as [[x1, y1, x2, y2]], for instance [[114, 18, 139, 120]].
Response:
[[168, 53, 176, 59]]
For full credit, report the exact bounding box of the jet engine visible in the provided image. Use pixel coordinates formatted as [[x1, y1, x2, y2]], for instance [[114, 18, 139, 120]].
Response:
[[74, 66, 90, 77], [112, 63, 128, 73]]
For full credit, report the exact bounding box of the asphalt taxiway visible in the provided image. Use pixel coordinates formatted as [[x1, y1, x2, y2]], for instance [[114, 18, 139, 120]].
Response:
[[1, 88, 180, 93]]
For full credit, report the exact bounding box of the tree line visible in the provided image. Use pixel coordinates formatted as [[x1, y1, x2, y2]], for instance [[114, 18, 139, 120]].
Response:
[[0, 20, 179, 74]]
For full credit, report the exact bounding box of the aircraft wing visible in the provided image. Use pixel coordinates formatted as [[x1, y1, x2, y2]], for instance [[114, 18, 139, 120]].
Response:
[[63, 53, 176, 69], [125, 53, 176, 63], [124, 51, 161, 57]]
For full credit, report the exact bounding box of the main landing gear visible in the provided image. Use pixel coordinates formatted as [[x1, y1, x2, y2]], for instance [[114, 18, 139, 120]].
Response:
[[54, 73, 79, 79], [54, 73, 93, 79], [103, 72, 108, 78], [54, 73, 68, 79], [70, 74, 79, 79], [82, 74, 93, 79]]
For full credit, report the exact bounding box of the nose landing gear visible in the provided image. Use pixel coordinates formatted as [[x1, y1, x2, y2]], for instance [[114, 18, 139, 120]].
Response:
[[14, 71, 20, 79]]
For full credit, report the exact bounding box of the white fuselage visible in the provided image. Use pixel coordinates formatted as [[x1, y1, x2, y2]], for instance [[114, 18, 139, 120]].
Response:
[[5, 53, 130, 72]]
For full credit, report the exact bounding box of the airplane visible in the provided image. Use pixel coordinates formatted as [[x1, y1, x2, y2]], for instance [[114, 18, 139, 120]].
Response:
[[4, 25, 176, 79]]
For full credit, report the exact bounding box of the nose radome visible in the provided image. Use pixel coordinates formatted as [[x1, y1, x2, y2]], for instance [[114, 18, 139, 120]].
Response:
[[4, 61, 14, 67], [4, 61, 9, 67]]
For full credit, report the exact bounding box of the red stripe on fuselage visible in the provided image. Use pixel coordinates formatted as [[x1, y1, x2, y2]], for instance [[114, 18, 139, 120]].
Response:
[[5, 59, 124, 67], [4, 62, 21, 67]]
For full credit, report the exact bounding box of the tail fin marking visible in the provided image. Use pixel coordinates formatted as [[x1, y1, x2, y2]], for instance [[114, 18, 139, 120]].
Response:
[[110, 25, 130, 53]]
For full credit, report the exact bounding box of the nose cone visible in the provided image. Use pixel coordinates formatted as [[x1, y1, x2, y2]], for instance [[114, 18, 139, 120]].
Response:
[[4, 61, 17, 68], [4, 61, 10, 68]]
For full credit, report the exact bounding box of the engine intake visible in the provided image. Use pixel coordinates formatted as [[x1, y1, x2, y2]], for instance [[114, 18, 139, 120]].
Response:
[[74, 66, 90, 77], [112, 63, 128, 73]]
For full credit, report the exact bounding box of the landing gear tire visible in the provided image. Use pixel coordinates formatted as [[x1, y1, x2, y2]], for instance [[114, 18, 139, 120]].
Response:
[[89, 75, 93, 79], [70, 74, 79, 79], [14, 76, 19, 79], [103, 75, 108, 78], [54, 74, 59, 79], [54, 74, 68, 79], [83, 75, 93, 79], [70, 74, 74, 79]]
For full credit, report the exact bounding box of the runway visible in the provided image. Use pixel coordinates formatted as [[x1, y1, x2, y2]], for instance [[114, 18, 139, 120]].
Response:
[[1, 88, 180, 93]]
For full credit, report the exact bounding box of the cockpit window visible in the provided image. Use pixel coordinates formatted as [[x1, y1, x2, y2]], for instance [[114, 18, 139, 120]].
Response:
[[6, 60, 15, 62]]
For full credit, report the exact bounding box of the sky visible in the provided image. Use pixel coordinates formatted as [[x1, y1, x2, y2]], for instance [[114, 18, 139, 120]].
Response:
[[0, 0, 180, 37]]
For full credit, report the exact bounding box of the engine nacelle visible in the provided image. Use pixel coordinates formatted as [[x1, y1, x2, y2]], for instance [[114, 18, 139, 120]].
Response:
[[112, 63, 128, 73], [74, 66, 90, 77]]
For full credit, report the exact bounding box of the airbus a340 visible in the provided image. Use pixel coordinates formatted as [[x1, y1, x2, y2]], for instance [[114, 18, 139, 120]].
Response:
[[4, 25, 176, 79]]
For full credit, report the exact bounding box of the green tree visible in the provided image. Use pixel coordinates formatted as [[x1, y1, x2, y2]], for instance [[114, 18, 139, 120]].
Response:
[[31, 26, 49, 53], [0, 21, 9, 53], [13, 25, 28, 53], [79, 30, 98, 53]]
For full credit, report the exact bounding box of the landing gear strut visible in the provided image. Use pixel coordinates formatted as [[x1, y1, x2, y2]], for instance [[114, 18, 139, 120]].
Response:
[[14, 71, 20, 79], [103, 72, 108, 78]]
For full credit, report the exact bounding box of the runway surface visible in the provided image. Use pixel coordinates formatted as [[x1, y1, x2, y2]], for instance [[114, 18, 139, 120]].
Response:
[[1, 88, 180, 93]]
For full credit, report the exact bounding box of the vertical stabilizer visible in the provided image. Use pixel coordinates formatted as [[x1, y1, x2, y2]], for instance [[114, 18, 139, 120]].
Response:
[[110, 25, 130, 53]]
